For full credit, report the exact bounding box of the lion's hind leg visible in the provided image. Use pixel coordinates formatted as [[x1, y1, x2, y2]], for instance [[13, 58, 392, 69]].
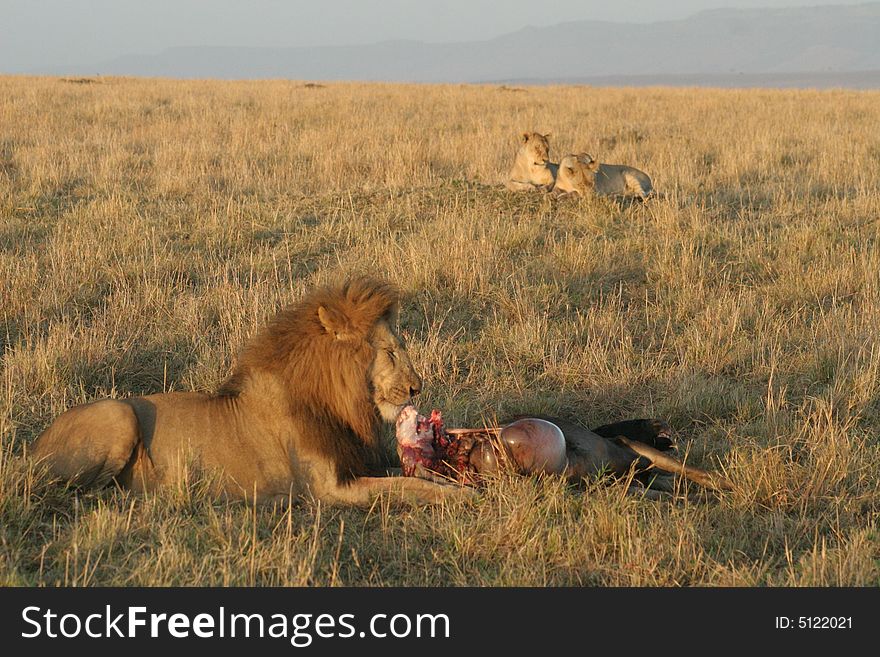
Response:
[[624, 172, 652, 199], [31, 399, 141, 489]]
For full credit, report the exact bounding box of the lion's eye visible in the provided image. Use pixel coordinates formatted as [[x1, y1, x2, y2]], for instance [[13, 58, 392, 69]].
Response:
[[386, 349, 397, 362]]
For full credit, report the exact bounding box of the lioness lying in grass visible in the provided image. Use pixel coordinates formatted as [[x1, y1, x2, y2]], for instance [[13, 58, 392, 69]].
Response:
[[554, 153, 653, 199]]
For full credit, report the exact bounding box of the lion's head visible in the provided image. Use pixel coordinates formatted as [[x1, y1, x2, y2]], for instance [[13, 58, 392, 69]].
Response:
[[556, 153, 599, 194], [367, 319, 423, 424], [218, 276, 421, 480], [520, 132, 552, 166]]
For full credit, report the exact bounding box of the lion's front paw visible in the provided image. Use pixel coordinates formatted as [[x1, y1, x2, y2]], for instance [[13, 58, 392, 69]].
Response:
[[411, 478, 479, 505], [445, 482, 480, 503]]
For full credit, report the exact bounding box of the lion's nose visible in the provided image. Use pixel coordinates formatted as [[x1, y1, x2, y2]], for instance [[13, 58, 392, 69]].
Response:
[[409, 379, 422, 397]]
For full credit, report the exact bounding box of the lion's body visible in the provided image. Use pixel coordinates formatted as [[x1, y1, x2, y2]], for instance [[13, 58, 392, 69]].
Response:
[[505, 132, 558, 191], [554, 153, 652, 199], [594, 163, 652, 198], [31, 278, 463, 505]]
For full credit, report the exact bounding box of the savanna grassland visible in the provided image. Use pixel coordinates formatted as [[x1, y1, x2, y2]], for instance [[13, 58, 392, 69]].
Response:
[[1, 76, 879, 586]]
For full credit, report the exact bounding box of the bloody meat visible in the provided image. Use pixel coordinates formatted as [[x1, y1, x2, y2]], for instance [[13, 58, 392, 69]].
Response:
[[395, 405, 474, 482]]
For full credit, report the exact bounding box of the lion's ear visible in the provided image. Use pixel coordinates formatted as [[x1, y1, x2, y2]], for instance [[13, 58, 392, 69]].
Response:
[[385, 302, 399, 325], [317, 305, 355, 340], [543, 132, 551, 139]]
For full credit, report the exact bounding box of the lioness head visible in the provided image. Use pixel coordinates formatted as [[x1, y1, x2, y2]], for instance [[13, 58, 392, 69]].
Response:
[[521, 132, 552, 166], [556, 153, 599, 194], [368, 320, 423, 423]]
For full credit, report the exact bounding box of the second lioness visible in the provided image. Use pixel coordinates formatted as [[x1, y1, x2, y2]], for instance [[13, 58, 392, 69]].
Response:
[[554, 153, 653, 199]]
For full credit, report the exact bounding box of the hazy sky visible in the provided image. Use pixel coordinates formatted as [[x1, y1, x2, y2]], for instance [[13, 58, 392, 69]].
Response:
[[0, 0, 868, 73]]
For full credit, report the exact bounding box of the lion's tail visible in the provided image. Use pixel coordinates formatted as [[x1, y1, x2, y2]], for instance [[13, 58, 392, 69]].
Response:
[[30, 399, 141, 488]]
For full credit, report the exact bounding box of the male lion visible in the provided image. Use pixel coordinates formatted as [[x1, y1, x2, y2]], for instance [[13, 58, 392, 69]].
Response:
[[553, 153, 653, 199], [31, 278, 466, 506], [505, 132, 558, 191]]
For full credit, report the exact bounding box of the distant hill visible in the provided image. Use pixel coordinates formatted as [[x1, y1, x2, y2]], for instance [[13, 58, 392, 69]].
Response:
[[502, 70, 880, 89], [44, 3, 880, 86]]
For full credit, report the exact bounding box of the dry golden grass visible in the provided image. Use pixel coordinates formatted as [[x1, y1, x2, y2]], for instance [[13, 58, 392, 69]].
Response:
[[1, 76, 879, 586]]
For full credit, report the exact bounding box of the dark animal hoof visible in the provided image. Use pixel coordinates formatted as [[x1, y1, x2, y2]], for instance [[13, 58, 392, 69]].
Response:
[[592, 418, 675, 452]]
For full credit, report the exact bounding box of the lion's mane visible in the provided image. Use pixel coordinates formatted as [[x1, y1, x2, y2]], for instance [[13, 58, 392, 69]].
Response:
[[217, 277, 398, 481]]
